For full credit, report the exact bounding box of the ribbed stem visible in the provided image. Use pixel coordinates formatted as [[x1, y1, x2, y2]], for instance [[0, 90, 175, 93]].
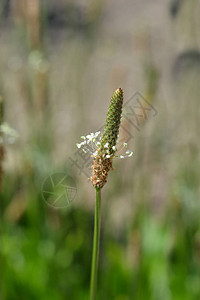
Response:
[[90, 188, 101, 300]]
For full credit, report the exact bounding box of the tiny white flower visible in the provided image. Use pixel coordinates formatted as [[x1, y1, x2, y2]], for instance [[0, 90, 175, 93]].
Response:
[[120, 155, 124, 158], [104, 142, 109, 148], [95, 131, 101, 137], [126, 150, 133, 157], [106, 155, 110, 158], [112, 146, 116, 151], [76, 143, 81, 148], [123, 142, 127, 148]]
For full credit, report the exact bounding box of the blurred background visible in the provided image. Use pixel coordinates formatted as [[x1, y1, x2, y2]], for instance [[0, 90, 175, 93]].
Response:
[[1, 0, 200, 299]]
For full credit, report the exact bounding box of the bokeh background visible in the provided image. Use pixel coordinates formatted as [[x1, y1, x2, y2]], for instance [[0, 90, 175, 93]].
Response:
[[1, 0, 200, 299]]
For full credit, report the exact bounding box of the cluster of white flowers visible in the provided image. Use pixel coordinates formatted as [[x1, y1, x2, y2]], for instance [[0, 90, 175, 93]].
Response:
[[76, 131, 133, 159], [76, 131, 101, 155]]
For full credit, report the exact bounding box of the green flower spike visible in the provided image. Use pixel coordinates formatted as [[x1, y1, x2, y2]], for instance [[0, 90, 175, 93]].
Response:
[[76, 88, 133, 189], [99, 88, 123, 156], [91, 88, 124, 189]]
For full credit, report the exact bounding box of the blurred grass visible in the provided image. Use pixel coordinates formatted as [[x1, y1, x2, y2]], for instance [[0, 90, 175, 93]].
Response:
[[0, 0, 200, 299]]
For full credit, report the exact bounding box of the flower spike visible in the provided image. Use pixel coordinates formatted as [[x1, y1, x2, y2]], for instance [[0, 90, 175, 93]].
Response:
[[76, 88, 133, 189], [99, 88, 123, 157]]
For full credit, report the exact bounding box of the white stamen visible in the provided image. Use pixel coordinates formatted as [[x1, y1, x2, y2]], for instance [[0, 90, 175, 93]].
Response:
[[126, 150, 133, 157]]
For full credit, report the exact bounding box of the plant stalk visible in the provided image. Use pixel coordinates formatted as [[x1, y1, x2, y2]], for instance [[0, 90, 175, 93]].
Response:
[[90, 188, 101, 300]]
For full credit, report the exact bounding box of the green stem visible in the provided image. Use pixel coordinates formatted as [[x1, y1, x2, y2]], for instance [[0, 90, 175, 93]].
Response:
[[90, 188, 101, 300]]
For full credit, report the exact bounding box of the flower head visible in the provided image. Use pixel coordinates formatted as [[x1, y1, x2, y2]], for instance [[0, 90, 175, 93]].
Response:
[[76, 88, 133, 189]]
